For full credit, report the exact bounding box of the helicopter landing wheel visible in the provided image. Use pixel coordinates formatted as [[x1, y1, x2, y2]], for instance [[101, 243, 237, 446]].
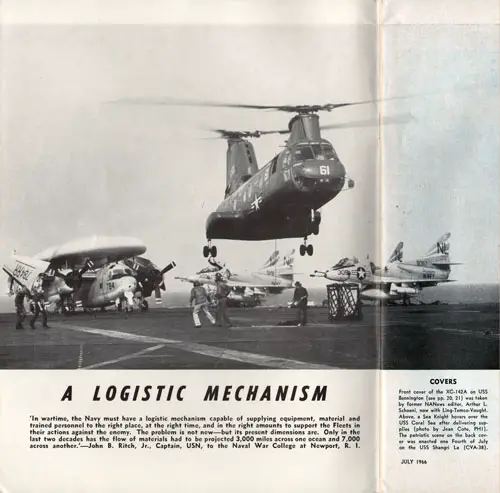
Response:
[[299, 239, 314, 256], [203, 244, 217, 258]]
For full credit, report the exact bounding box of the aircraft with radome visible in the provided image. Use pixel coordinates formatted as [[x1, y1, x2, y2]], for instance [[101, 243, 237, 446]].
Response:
[[311, 233, 460, 304], [2, 236, 176, 312], [113, 97, 410, 258], [175, 249, 296, 306]]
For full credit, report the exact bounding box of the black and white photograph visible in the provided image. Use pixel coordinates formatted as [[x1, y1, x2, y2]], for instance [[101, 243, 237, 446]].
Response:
[[0, 3, 499, 493], [0, 11, 498, 371]]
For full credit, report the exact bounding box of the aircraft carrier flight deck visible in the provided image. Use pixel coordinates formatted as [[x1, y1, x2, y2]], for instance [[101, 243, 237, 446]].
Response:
[[0, 303, 498, 370]]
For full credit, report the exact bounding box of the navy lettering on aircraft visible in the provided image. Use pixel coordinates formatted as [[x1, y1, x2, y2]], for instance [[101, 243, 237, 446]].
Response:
[[437, 242, 449, 254], [12, 263, 34, 282]]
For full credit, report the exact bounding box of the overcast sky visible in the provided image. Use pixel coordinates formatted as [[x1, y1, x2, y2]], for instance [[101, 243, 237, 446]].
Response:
[[0, 17, 497, 289]]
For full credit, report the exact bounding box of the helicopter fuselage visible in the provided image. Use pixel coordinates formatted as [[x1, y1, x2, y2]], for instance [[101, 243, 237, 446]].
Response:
[[207, 138, 347, 241]]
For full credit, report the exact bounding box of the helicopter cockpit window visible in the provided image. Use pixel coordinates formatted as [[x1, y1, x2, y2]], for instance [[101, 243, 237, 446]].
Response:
[[294, 145, 314, 161], [321, 144, 336, 160], [311, 144, 323, 158], [308, 143, 336, 160]]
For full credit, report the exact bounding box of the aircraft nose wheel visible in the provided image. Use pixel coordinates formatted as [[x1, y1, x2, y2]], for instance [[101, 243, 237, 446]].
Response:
[[203, 244, 217, 258]]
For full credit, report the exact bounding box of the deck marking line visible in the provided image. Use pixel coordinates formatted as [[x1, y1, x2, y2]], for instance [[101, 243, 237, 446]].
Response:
[[77, 344, 84, 369], [428, 326, 499, 339], [82, 344, 166, 369], [54, 322, 334, 369]]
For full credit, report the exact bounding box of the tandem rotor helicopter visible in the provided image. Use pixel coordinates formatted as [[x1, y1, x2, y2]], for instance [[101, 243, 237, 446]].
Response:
[[114, 97, 410, 258]]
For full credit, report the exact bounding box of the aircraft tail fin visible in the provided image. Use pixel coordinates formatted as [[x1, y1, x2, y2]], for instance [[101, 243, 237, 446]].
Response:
[[261, 250, 280, 270], [421, 232, 453, 267], [282, 249, 296, 269], [258, 249, 296, 283], [387, 242, 404, 263], [274, 249, 296, 282], [225, 140, 259, 197]]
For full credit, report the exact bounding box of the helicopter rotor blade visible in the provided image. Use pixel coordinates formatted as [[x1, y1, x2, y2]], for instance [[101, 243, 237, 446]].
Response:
[[319, 113, 416, 131], [108, 97, 385, 114], [108, 98, 285, 111], [202, 114, 414, 140], [206, 127, 289, 140]]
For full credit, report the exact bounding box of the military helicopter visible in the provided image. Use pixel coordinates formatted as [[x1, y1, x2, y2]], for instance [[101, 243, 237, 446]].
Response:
[[114, 98, 409, 257]]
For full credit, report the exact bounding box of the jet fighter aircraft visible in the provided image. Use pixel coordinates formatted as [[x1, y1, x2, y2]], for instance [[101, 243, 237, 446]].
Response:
[[175, 249, 296, 304], [311, 233, 460, 304]]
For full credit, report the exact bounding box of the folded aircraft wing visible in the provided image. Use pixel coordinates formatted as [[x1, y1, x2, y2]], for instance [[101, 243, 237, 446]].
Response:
[[34, 236, 147, 269], [3, 255, 51, 291]]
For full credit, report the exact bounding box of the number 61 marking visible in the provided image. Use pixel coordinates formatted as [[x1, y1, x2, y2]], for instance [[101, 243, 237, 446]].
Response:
[[320, 165, 330, 175]]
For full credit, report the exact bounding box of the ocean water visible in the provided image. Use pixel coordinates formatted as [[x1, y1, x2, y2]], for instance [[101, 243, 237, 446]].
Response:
[[0, 283, 497, 314]]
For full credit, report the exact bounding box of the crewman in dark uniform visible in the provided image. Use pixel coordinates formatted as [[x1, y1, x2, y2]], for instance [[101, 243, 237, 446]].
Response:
[[30, 286, 49, 329], [292, 281, 309, 326], [214, 273, 232, 328], [15, 286, 30, 330]]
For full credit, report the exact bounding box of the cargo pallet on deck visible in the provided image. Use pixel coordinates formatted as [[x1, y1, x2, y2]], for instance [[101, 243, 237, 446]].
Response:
[[326, 283, 362, 321]]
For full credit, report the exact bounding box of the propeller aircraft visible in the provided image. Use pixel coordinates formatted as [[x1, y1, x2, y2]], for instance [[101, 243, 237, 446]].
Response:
[[3, 236, 176, 312]]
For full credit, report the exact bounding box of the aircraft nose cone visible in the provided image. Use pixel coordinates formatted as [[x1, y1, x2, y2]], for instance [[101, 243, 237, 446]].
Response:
[[293, 160, 346, 191], [327, 270, 350, 282], [299, 160, 345, 179], [123, 277, 137, 292]]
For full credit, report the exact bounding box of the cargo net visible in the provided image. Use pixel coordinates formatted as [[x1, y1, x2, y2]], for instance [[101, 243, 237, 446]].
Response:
[[327, 283, 362, 321]]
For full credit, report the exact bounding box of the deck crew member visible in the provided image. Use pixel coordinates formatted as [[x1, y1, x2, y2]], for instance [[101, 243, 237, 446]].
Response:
[[15, 286, 30, 330], [214, 273, 232, 328], [30, 285, 49, 329], [190, 281, 216, 328], [293, 281, 309, 326]]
